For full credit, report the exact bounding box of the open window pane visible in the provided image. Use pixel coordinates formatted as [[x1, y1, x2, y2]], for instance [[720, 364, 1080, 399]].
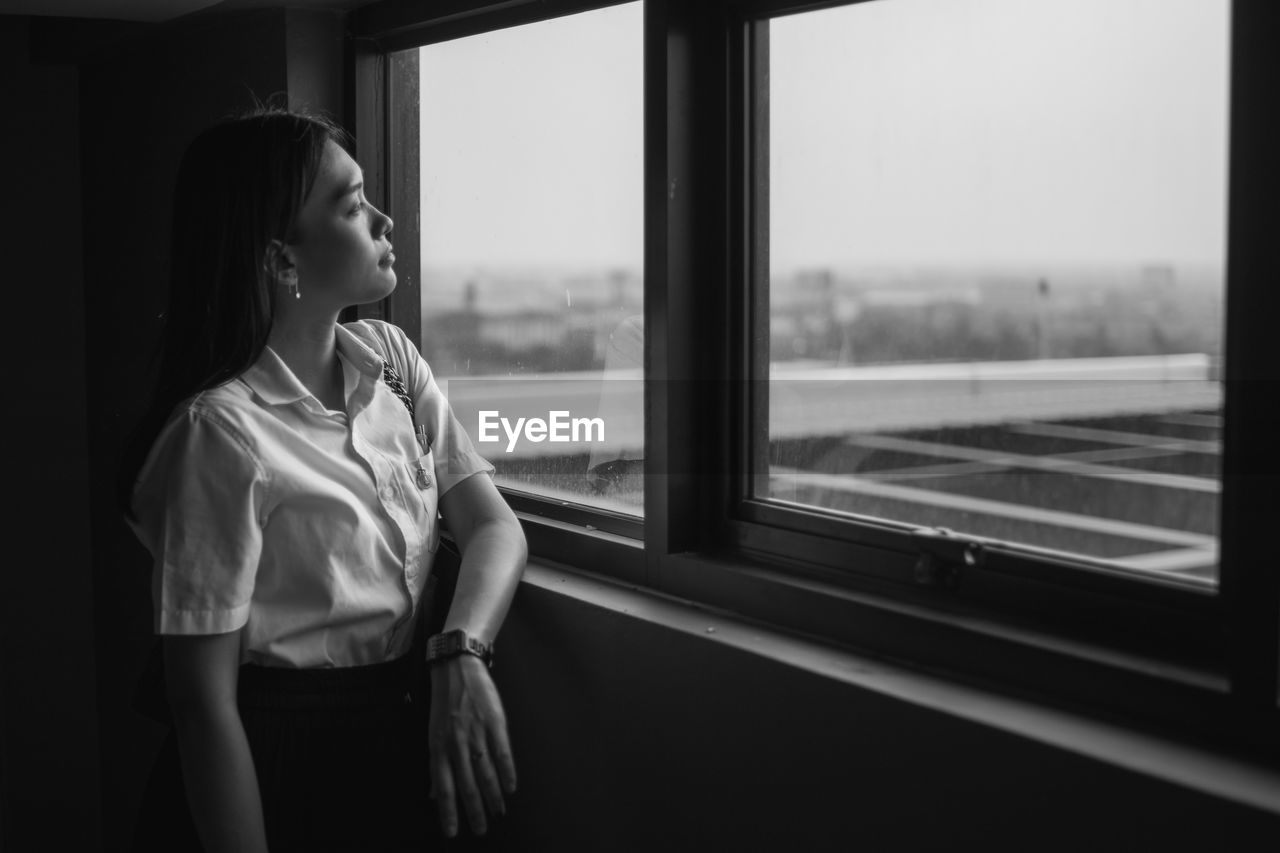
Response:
[[760, 0, 1229, 584], [408, 2, 644, 516]]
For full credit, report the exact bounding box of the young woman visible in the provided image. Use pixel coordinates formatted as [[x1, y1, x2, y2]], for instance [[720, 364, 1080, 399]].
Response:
[[121, 107, 526, 852]]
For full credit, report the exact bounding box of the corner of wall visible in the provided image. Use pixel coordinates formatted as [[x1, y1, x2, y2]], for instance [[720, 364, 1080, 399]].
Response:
[[285, 7, 347, 126]]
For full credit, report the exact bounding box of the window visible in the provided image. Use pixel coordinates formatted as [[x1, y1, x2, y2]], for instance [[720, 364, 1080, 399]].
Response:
[[759, 0, 1229, 586], [353, 0, 1280, 755]]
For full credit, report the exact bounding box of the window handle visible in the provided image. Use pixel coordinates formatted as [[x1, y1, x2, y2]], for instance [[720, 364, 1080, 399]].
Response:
[[910, 527, 984, 589]]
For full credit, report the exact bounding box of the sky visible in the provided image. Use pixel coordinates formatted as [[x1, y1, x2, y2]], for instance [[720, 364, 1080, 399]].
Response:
[[418, 0, 1229, 272], [418, 2, 644, 271]]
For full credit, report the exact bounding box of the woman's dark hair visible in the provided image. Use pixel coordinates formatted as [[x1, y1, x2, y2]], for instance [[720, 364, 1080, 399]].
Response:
[[118, 106, 351, 519]]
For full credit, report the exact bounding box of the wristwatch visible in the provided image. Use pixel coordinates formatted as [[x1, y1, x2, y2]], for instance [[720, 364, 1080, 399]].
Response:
[[424, 629, 494, 669]]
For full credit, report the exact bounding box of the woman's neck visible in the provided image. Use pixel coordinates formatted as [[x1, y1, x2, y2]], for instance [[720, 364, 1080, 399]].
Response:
[[267, 315, 345, 410]]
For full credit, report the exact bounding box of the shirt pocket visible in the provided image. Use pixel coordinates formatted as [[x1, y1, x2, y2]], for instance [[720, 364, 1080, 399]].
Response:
[[407, 450, 440, 554]]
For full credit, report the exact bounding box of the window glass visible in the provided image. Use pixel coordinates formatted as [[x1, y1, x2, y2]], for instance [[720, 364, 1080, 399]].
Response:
[[412, 2, 644, 516], [762, 0, 1229, 584]]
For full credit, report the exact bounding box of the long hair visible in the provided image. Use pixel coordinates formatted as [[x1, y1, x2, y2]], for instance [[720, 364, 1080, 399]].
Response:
[[118, 107, 351, 519]]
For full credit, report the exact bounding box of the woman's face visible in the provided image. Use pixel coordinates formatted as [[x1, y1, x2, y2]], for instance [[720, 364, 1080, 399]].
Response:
[[281, 139, 396, 307]]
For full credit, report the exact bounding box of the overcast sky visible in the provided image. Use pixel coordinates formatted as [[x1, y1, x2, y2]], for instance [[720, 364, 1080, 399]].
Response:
[[418, 0, 1229, 272]]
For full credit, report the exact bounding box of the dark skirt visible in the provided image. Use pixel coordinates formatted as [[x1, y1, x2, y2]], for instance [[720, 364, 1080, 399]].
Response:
[[133, 654, 447, 852]]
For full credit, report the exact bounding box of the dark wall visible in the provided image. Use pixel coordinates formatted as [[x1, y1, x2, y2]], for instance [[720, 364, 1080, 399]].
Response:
[[285, 8, 345, 120], [0, 15, 101, 852], [489, 580, 1278, 851]]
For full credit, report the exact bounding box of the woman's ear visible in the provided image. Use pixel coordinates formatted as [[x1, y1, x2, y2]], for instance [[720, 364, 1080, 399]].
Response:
[[264, 239, 300, 298], [263, 239, 298, 284]]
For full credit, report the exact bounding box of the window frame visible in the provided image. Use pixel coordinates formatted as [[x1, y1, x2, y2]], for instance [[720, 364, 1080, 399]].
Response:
[[734, 0, 1226, 635], [348, 0, 1280, 761]]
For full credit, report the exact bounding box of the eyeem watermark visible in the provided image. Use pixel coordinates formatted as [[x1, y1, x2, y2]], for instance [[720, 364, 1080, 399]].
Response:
[[478, 410, 606, 453]]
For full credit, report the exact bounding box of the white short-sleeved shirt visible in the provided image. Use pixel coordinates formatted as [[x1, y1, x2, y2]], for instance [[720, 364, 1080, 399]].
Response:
[[127, 320, 494, 668]]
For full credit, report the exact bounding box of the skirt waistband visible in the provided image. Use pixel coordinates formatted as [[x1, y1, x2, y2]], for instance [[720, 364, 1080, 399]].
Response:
[[237, 654, 426, 711]]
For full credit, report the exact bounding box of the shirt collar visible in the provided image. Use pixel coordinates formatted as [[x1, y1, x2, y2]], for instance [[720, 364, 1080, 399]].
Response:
[[334, 322, 385, 378], [240, 324, 385, 406]]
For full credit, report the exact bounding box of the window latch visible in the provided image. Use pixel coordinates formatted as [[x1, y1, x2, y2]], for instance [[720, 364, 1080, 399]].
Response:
[[910, 527, 984, 589]]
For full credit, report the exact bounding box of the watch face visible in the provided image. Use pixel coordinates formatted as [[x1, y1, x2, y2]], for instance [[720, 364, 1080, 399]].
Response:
[[433, 631, 462, 653]]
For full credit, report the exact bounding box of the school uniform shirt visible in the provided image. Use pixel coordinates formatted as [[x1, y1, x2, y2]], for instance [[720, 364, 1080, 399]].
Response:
[[127, 320, 494, 668]]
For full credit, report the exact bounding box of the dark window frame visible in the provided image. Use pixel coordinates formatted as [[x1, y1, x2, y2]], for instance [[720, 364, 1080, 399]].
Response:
[[348, 0, 1280, 761]]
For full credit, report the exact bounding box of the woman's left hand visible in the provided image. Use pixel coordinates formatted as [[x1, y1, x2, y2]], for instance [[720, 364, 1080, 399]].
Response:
[[427, 653, 517, 838]]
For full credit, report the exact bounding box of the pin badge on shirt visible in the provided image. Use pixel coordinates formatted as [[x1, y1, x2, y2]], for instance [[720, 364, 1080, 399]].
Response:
[[415, 464, 433, 490]]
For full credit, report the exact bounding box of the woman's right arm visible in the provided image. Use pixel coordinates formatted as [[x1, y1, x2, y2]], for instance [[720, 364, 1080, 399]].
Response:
[[164, 631, 269, 853]]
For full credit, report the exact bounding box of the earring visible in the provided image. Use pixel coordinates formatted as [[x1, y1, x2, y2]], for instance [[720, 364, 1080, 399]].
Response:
[[281, 271, 300, 300]]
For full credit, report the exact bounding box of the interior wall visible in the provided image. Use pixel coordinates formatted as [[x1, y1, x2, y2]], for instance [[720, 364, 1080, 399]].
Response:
[[486, 580, 1278, 851], [285, 8, 345, 118], [0, 15, 100, 852]]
